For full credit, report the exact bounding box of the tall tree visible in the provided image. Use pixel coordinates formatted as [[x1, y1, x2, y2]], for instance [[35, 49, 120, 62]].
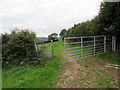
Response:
[[98, 2, 120, 35], [98, 2, 120, 52]]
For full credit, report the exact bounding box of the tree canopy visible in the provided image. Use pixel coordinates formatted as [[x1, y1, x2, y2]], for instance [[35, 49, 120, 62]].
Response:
[[59, 2, 120, 53], [59, 29, 67, 40], [48, 33, 58, 41]]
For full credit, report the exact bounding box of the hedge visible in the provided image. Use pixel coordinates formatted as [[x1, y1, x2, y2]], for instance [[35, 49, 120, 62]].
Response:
[[2, 29, 46, 68]]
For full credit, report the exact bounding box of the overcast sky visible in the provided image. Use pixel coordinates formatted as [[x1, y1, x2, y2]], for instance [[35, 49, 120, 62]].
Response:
[[0, 0, 103, 37]]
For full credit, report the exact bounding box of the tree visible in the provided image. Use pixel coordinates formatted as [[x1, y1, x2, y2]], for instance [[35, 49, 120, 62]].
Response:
[[98, 2, 120, 35], [48, 33, 58, 41], [59, 2, 120, 53], [98, 2, 120, 53], [59, 29, 67, 40]]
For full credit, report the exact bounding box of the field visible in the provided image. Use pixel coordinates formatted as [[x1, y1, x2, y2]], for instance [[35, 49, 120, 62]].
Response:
[[2, 41, 120, 88]]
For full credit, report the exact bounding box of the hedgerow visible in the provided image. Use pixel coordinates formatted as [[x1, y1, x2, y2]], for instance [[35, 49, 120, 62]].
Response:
[[2, 29, 46, 68]]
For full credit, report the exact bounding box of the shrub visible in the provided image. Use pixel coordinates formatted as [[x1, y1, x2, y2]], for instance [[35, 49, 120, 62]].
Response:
[[2, 29, 46, 68]]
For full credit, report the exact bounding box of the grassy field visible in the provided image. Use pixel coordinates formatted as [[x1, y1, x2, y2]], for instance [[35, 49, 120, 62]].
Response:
[[2, 41, 63, 88]]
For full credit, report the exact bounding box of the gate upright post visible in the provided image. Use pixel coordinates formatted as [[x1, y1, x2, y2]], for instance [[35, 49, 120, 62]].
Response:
[[112, 36, 115, 51], [94, 37, 96, 55], [112, 36, 113, 51], [64, 38, 66, 62], [113, 36, 116, 52], [104, 36, 106, 53], [81, 37, 83, 58]]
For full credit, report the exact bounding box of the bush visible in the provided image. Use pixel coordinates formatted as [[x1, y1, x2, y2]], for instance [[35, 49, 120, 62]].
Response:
[[2, 29, 46, 68]]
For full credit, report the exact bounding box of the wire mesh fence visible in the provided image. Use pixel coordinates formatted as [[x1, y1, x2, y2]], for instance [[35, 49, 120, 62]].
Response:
[[64, 35, 116, 62], [36, 44, 52, 58]]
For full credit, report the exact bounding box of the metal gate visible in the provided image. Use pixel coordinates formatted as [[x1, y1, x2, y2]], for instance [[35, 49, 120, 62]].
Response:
[[64, 35, 116, 62]]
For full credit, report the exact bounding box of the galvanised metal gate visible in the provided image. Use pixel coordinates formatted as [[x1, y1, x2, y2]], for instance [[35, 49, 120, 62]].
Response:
[[64, 35, 116, 62]]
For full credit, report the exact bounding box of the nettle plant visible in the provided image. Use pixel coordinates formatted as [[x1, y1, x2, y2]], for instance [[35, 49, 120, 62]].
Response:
[[2, 29, 46, 68]]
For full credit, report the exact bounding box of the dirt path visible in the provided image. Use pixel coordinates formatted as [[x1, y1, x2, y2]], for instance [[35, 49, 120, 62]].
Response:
[[89, 57, 120, 80], [55, 57, 119, 88], [56, 61, 85, 88]]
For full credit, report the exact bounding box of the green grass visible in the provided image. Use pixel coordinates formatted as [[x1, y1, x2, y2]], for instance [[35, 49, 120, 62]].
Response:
[[0, 68, 2, 89], [95, 52, 120, 65], [2, 41, 64, 88]]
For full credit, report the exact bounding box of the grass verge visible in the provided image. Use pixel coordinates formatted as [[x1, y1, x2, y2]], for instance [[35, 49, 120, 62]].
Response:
[[2, 41, 63, 88], [95, 52, 120, 65]]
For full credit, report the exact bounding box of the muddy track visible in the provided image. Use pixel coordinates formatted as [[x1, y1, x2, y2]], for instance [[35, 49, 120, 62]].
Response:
[[56, 61, 85, 88], [89, 57, 120, 80]]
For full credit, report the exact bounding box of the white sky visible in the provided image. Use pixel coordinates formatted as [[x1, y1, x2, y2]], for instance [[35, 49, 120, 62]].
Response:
[[0, 0, 103, 37]]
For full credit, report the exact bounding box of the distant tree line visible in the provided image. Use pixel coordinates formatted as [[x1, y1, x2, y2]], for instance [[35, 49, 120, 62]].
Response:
[[59, 2, 120, 53]]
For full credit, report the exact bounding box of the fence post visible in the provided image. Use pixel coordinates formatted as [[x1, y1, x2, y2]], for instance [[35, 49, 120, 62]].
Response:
[[94, 37, 96, 55], [64, 38, 66, 62], [51, 40, 54, 58], [48, 45, 50, 58], [104, 36, 106, 53], [49, 45, 52, 58], [112, 36, 114, 51], [34, 40, 37, 52], [113, 36, 116, 52], [81, 37, 83, 58]]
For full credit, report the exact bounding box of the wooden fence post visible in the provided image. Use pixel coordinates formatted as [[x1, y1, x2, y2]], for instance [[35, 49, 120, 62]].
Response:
[[50, 45, 52, 58], [51, 40, 54, 58]]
